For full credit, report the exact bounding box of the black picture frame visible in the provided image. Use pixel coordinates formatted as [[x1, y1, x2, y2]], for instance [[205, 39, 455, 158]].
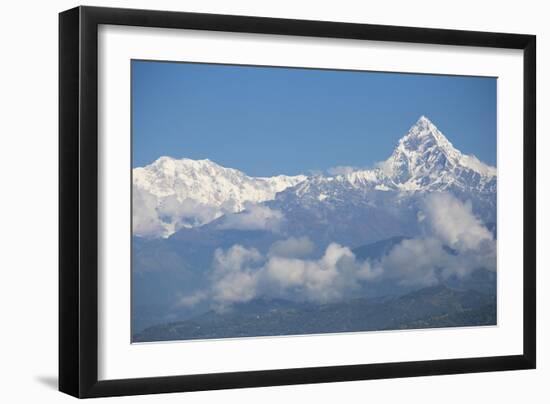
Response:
[[59, 5, 536, 398]]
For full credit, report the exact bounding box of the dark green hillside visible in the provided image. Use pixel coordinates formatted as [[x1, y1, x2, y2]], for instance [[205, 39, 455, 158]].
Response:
[[134, 285, 496, 342]]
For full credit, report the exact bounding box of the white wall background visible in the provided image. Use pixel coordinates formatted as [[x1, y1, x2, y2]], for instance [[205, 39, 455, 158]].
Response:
[[0, 0, 546, 402]]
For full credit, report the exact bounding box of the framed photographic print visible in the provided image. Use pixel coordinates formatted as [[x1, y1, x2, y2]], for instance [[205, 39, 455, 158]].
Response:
[[59, 6, 536, 398]]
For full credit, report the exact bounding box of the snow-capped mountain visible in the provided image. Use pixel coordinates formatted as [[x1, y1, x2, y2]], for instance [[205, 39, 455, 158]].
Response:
[[133, 116, 496, 239], [268, 116, 496, 245], [133, 157, 306, 237], [287, 115, 495, 200], [132, 116, 498, 337], [277, 116, 496, 207], [381, 115, 496, 192]]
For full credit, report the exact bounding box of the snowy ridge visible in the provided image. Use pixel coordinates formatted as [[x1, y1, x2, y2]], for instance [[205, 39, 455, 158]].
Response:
[[134, 157, 306, 206], [133, 157, 306, 237], [382, 115, 496, 191], [283, 116, 496, 204], [133, 116, 496, 238]]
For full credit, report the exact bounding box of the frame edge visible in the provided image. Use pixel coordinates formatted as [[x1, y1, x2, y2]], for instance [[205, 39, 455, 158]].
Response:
[[58, 5, 81, 398], [522, 34, 536, 369], [58, 5, 537, 398]]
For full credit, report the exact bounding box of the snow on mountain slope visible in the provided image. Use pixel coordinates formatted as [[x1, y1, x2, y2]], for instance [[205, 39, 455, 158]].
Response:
[[133, 157, 306, 237], [280, 116, 496, 206], [381, 115, 496, 192], [261, 116, 497, 247], [133, 116, 496, 238]]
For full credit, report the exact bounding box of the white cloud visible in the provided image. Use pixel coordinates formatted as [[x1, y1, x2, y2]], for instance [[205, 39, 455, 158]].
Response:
[[375, 159, 393, 176], [212, 270, 259, 305], [422, 193, 493, 251], [376, 237, 448, 287], [268, 236, 315, 258], [178, 291, 208, 307], [375, 193, 497, 286], [158, 196, 222, 229], [199, 240, 382, 306], [132, 186, 166, 238], [132, 187, 225, 238], [210, 245, 263, 304], [327, 166, 358, 176], [307, 169, 324, 177], [217, 204, 284, 232], [264, 243, 380, 302], [180, 193, 496, 307]]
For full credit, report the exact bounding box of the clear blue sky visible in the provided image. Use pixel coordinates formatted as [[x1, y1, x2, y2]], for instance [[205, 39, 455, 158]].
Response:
[[132, 60, 496, 176]]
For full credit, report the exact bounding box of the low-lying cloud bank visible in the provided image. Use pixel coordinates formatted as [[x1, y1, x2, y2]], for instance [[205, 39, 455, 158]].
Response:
[[180, 193, 496, 308], [133, 186, 224, 238], [133, 188, 285, 238], [217, 204, 284, 232], [206, 240, 380, 305]]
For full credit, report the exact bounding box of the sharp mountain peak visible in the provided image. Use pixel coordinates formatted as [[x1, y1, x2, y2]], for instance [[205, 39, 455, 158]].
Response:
[[132, 116, 496, 237]]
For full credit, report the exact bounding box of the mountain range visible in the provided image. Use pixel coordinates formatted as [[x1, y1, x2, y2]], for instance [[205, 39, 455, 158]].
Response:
[[133, 157, 306, 237], [131, 116, 497, 339], [133, 116, 496, 239]]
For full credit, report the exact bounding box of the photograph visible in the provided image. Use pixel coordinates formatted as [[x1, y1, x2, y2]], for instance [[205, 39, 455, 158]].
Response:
[[131, 60, 498, 343], [1, 0, 543, 401]]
